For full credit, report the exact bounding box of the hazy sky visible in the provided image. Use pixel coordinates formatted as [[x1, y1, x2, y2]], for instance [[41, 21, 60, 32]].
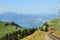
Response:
[[0, 0, 60, 14]]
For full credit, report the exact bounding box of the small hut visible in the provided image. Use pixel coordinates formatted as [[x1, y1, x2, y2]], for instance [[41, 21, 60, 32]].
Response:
[[49, 27, 55, 32]]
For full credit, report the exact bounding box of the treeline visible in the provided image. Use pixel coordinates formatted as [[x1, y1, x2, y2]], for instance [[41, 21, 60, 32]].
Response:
[[5, 22, 21, 28], [0, 28, 37, 40], [39, 22, 49, 32]]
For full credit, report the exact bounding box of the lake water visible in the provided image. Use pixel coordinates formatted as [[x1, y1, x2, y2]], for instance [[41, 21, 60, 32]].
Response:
[[0, 13, 58, 28]]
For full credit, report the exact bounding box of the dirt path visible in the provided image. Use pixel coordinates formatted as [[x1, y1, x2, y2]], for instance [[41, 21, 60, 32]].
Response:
[[44, 32, 60, 40], [49, 32, 60, 40], [43, 33, 52, 40]]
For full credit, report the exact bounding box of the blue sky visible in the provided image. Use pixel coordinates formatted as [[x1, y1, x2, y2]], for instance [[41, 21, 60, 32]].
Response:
[[0, 0, 60, 14]]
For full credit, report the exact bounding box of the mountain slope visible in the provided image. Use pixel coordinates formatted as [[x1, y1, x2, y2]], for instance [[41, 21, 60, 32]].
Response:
[[49, 18, 59, 30], [21, 30, 47, 40], [0, 21, 18, 38], [21, 19, 60, 40]]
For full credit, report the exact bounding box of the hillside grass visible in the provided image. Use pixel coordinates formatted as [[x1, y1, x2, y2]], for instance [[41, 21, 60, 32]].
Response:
[[49, 18, 59, 30], [21, 30, 47, 40], [0, 22, 16, 38], [48, 18, 60, 36], [55, 31, 60, 37]]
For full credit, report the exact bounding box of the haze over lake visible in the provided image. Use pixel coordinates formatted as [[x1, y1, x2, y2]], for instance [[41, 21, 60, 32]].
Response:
[[0, 12, 58, 28]]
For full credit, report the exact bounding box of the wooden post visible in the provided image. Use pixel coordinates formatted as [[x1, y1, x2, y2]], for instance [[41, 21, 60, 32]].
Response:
[[58, 9, 60, 31]]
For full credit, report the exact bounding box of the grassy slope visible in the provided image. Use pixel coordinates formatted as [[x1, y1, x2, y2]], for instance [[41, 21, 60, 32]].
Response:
[[0, 19, 59, 40], [0, 21, 16, 38], [49, 19, 60, 36], [21, 30, 47, 40], [49, 18, 59, 30], [21, 19, 60, 40]]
